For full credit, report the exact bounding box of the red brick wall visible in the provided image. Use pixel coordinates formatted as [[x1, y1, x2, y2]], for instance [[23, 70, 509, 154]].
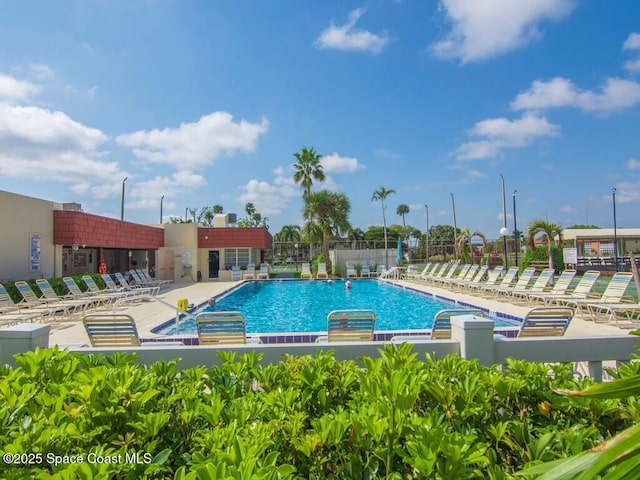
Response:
[[198, 227, 272, 249], [54, 211, 164, 249]]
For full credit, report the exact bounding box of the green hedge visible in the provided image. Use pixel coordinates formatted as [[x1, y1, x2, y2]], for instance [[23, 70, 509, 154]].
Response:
[[4, 273, 106, 304], [1, 346, 636, 478]]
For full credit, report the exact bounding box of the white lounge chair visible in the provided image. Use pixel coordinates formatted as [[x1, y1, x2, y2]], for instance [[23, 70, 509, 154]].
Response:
[[300, 263, 313, 279], [360, 265, 371, 278], [346, 264, 357, 278], [316, 309, 376, 343], [257, 263, 270, 280], [196, 311, 262, 345], [231, 265, 242, 281], [316, 262, 329, 279], [243, 264, 256, 280]]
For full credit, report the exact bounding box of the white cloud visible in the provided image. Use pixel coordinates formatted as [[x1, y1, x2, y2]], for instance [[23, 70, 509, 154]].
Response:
[[628, 158, 640, 170], [614, 182, 640, 204], [374, 148, 401, 160], [238, 167, 300, 217], [29, 64, 54, 81], [0, 74, 40, 102], [315, 8, 390, 54], [0, 102, 120, 183], [321, 152, 365, 173], [431, 0, 574, 63], [624, 59, 640, 73], [115, 111, 269, 169], [454, 113, 560, 160], [623, 33, 640, 50], [511, 77, 640, 114], [560, 205, 574, 214]]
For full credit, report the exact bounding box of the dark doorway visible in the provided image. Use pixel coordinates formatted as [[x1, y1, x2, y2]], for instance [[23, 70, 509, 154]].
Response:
[[208, 250, 220, 279]]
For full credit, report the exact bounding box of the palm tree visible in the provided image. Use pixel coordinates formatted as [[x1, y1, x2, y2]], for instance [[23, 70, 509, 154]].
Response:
[[277, 224, 301, 256], [212, 204, 224, 214], [349, 227, 365, 249], [293, 147, 325, 199], [396, 204, 410, 229], [527, 219, 563, 269], [303, 190, 351, 274], [372, 186, 396, 268]]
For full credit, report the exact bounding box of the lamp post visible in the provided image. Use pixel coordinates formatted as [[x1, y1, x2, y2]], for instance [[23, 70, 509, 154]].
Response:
[[160, 195, 165, 224], [120, 177, 128, 221], [612, 188, 619, 272], [500, 174, 508, 268], [424, 204, 430, 262], [294, 243, 299, 265], [450, 193, 457, 260], [513, 190, 518, 267]]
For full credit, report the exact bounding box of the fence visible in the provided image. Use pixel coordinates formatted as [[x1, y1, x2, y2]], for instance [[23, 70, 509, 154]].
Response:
[[3, 318, 639, 382]]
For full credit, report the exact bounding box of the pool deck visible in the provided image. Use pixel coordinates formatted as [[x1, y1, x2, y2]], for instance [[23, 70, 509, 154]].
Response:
[[46, 278, 632, 348]]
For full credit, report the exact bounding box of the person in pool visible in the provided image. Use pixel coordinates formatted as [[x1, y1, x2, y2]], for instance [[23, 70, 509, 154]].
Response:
[[345, 280, 352, 289], [207, 298, 216, 307]]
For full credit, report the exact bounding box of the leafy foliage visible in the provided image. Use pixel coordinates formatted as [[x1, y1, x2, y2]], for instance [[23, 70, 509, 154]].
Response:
[[1, 346, 635, 478]]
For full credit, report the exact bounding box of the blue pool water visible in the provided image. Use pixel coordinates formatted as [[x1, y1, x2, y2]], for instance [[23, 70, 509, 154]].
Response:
[[158, 279, 516, 335]]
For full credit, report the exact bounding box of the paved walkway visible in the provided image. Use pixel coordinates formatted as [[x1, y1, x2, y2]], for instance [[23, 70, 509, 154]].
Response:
[[47, 278, 633, 348]]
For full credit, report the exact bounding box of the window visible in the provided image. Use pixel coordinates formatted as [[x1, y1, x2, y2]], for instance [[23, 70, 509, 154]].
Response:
[[224, 248, 250, 268]]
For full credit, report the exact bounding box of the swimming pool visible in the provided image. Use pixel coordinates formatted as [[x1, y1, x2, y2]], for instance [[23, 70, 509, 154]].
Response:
[[155, 279, 518, 336]]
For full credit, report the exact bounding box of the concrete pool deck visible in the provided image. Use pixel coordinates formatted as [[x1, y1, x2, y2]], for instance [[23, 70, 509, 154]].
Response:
[[45, 278, 633, 348]]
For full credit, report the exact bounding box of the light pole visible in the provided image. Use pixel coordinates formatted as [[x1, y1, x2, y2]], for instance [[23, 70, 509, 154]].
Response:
[[500, 174, 508, 268], [424, 204, 430, 262], [160, 195, 165, 224], [513, 190, 518, 267], [450, 193, 457, 260], [294, 243, 299, 266], [613, 188, 619, 272], [120, 177, 128, 221]]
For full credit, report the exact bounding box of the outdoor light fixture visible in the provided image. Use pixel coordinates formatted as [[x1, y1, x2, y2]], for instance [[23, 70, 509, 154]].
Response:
[[612, 187, 619, 272], [120, 177, 128, 221], [160, 195, 165, 224], [450, 193, 457, 259], [500, 174, 508, 268], [513, 190, 518, 267], [425, 204, 430, 262]]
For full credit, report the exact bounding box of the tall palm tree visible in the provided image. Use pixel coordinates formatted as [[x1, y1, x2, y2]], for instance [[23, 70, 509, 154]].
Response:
[[293, 147, 325, 199], [303, 190, 351, 274], [527, 219, 563, 269], [372, 186, 396, 268], [212, 204, 224, 214], [396, 204, 410, 229]]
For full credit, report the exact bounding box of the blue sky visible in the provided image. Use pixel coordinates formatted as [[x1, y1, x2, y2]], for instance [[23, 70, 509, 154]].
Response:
[[1, 0, 639, 238]]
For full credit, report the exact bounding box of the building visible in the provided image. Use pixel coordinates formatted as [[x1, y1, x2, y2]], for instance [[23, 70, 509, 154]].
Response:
[[562, 228, 640, 272], [0, 190, 271, 283]]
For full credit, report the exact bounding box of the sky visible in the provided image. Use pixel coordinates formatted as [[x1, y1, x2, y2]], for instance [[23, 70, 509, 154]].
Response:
[[1, 0, 639, 239]]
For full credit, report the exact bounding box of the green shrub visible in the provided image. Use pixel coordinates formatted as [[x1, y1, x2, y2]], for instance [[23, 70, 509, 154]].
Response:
[[4, 273, 105, 304], [521, 245, 564, 272], [0, 346, 635, 478]]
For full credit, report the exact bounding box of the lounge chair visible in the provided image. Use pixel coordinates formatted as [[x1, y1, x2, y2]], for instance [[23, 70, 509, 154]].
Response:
[[451, 265, 488, 291], [83, 275, 135, 300], [13, 281, 70, 320], [138, 269, 172, 288], [585, 301, 640, 328], [346, 264, 357, 278], [443, 264, 479, 290], [474, 267, 519, 298], [113, 272, 160, 296], [524, 269, 577, 305], [492, 267, 536, 299], [231, 265, 242, 281], [316, 309, 376, 343], [0, 283, 22, 314], [35, 279, 97, 316], [63, 277, 113, 307], [300, 263, 313, 279], [83, 313, 142, 347], [196, 311, 262, 345], [257, 263, 270, 280], [360, 265, 371, 278], [517, 307, 574, 337], [373, 264, 386, 278], [316, 262, 329, 279], [508, 268, 556, 303], [433, 264, 469, 288], [559, 272, 634, 316], [390, 308, 485, 342], [0, 310, 46, 327], [529, 270, 600, 306], [243, 264, 256, 280]]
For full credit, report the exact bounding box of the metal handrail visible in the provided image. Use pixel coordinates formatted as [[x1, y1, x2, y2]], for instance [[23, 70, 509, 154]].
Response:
[[112, 294, 197, 333]]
